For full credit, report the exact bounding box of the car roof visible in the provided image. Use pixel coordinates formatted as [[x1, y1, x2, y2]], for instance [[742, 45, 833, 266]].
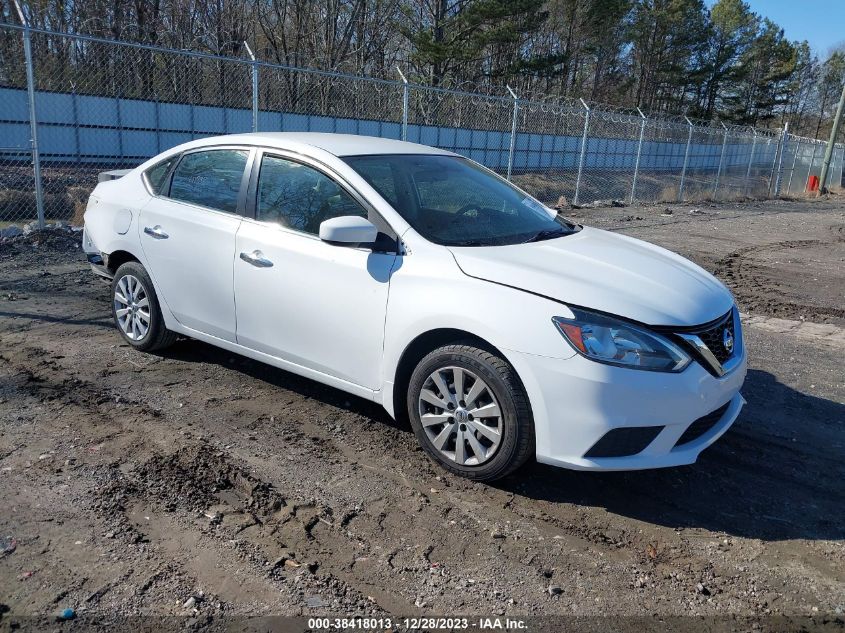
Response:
[[190, 132, 458, 158]]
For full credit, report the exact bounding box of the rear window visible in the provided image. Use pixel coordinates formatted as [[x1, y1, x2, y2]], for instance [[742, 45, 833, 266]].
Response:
[[169, 149, 248, 213], [144, 156, 177, 195]]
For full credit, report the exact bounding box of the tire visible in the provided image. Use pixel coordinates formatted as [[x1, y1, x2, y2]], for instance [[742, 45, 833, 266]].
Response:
[[111, 261, 178, 352], [407, 343, 534, 481]]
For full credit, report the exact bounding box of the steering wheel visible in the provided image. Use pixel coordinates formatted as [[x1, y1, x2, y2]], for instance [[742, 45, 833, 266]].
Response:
[[456, 202, 484, 217]]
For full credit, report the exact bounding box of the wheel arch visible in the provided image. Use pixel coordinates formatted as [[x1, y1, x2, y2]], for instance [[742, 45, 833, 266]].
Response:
[[105, 249, 141, 274], [103, 246, 178, 331], [391, 327, 515, 425]]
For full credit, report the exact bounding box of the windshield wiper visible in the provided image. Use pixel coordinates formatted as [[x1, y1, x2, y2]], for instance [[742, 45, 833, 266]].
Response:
[[522, 228, 568, 243]]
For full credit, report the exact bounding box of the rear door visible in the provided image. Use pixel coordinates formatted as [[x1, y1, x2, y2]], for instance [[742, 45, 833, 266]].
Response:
[[139, 147, 253, 342], [233, 150, 398, 389]]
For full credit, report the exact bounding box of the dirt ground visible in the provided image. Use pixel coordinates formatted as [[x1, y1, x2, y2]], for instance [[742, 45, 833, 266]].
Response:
[[0, 194, 843, 629]]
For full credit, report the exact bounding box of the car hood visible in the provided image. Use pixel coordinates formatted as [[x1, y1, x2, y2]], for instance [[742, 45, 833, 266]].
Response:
[[448, 227, 733, 326]]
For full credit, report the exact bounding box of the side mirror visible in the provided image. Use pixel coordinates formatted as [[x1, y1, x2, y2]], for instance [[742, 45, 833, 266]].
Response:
[[319, 216, 378, 246]]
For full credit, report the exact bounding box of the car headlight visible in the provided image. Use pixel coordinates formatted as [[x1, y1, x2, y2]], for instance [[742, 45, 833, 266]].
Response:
[[552, 308, 691, 372]]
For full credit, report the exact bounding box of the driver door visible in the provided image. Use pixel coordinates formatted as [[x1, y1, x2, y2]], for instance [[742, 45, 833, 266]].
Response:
[[234, 151, 398, 390]]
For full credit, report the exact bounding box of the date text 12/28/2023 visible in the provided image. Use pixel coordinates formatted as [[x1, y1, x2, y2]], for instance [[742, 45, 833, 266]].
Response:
[[307, 617, 528, 630]]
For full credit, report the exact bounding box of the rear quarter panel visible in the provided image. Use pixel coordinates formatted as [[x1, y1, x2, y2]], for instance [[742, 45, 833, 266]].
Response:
[[83, 170, 150, 259], [83, 172, 185, 330]]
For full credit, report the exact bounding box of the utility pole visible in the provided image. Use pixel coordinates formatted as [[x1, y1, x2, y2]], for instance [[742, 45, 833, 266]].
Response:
[[819, 82, 845, 193]]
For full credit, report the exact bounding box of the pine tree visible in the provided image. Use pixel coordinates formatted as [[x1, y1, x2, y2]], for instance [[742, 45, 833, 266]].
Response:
[[700, 0, 757, 118], [399, 0, 548, 86], [629, 0, 709, 114], [737, 19, 797, 125], [814, 51, 845, 137]]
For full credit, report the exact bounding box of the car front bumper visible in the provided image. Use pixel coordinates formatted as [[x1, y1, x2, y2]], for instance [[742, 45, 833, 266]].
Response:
[[507, 342, 747, 471]]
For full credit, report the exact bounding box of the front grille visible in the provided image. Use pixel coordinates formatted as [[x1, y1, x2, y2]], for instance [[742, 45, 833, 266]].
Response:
[[692, 310, 735, 365], [674, 402, 730, 448]]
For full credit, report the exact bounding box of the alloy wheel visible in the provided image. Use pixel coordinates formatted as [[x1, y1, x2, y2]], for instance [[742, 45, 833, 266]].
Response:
[[114, 274, 151, 341], [417, 366, 503, 466]]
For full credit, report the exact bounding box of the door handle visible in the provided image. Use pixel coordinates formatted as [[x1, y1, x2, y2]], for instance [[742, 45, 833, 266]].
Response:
[[239, 250, 273, 268], [144, 225, 169, 239]]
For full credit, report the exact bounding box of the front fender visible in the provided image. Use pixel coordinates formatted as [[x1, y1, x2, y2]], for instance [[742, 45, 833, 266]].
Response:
[[380, 247, 576, 416]]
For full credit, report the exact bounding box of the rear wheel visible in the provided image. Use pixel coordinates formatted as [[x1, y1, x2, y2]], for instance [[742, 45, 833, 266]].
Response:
[[407, 344, 534, 481], [111, 261, 177, 352]]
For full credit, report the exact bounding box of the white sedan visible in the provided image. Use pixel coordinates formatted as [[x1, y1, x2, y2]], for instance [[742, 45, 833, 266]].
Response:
[[82, 133, 747, 481]]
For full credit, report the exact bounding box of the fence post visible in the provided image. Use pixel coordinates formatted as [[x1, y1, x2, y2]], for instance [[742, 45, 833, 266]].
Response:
[[506, 85, 518, 181], [115, 83, 124, 161], [786, 137, 800, 194], [13, 0, 45, 229], [244, 41, 258, 133], [805, 142, 819, 192], [764, 141, 774, 195], [153, 87, 161, 154], [70, 81, 82, 163], [743, 128, 757, 196], [678, 116, 694, 201], [772, 123, 788, 197], [396, 67, 409, 141], [574, 98, 590, 206], [630, 107, 646, 204], [713, 123, 728, 199], [766, 132, 778, 196]]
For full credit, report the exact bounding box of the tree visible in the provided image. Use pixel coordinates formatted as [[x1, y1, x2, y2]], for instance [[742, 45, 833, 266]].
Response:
[[399, 0, 548, 86], [629, 0, 709, 114], [5, 0, 843, 137], [700, 0, 757, 118], [575, 0, 632, 103], [814, 50, 845, 137], [782, 41, 818, 133], [735, 19, 797, 125]]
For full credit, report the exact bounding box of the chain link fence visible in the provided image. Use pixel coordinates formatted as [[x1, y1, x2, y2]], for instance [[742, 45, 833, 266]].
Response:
[[1, 22, 843, 230], [779, 135, 844, 197]]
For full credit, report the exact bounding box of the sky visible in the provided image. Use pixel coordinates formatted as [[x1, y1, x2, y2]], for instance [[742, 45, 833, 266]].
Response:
[[707, 0, 845, 58]]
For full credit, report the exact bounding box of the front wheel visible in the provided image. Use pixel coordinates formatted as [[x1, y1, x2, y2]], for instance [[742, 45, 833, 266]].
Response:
[[111, 261, 177, 352], [407, 343, 534, 481]]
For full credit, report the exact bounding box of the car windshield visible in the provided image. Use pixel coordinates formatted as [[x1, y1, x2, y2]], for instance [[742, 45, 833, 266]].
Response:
[[343, 154, 579, 246]]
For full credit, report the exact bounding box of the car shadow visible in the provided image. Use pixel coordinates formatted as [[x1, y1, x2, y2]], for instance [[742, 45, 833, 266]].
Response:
[[157, 340, 843, 542], [158, 338, 405, 431], [496, 368, 845, 542]]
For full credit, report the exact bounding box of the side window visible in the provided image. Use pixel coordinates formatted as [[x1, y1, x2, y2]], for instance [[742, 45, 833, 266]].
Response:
[[169, 149, 248, 213], [256, 155, 367, 234], [145, 156, 177, 195]]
